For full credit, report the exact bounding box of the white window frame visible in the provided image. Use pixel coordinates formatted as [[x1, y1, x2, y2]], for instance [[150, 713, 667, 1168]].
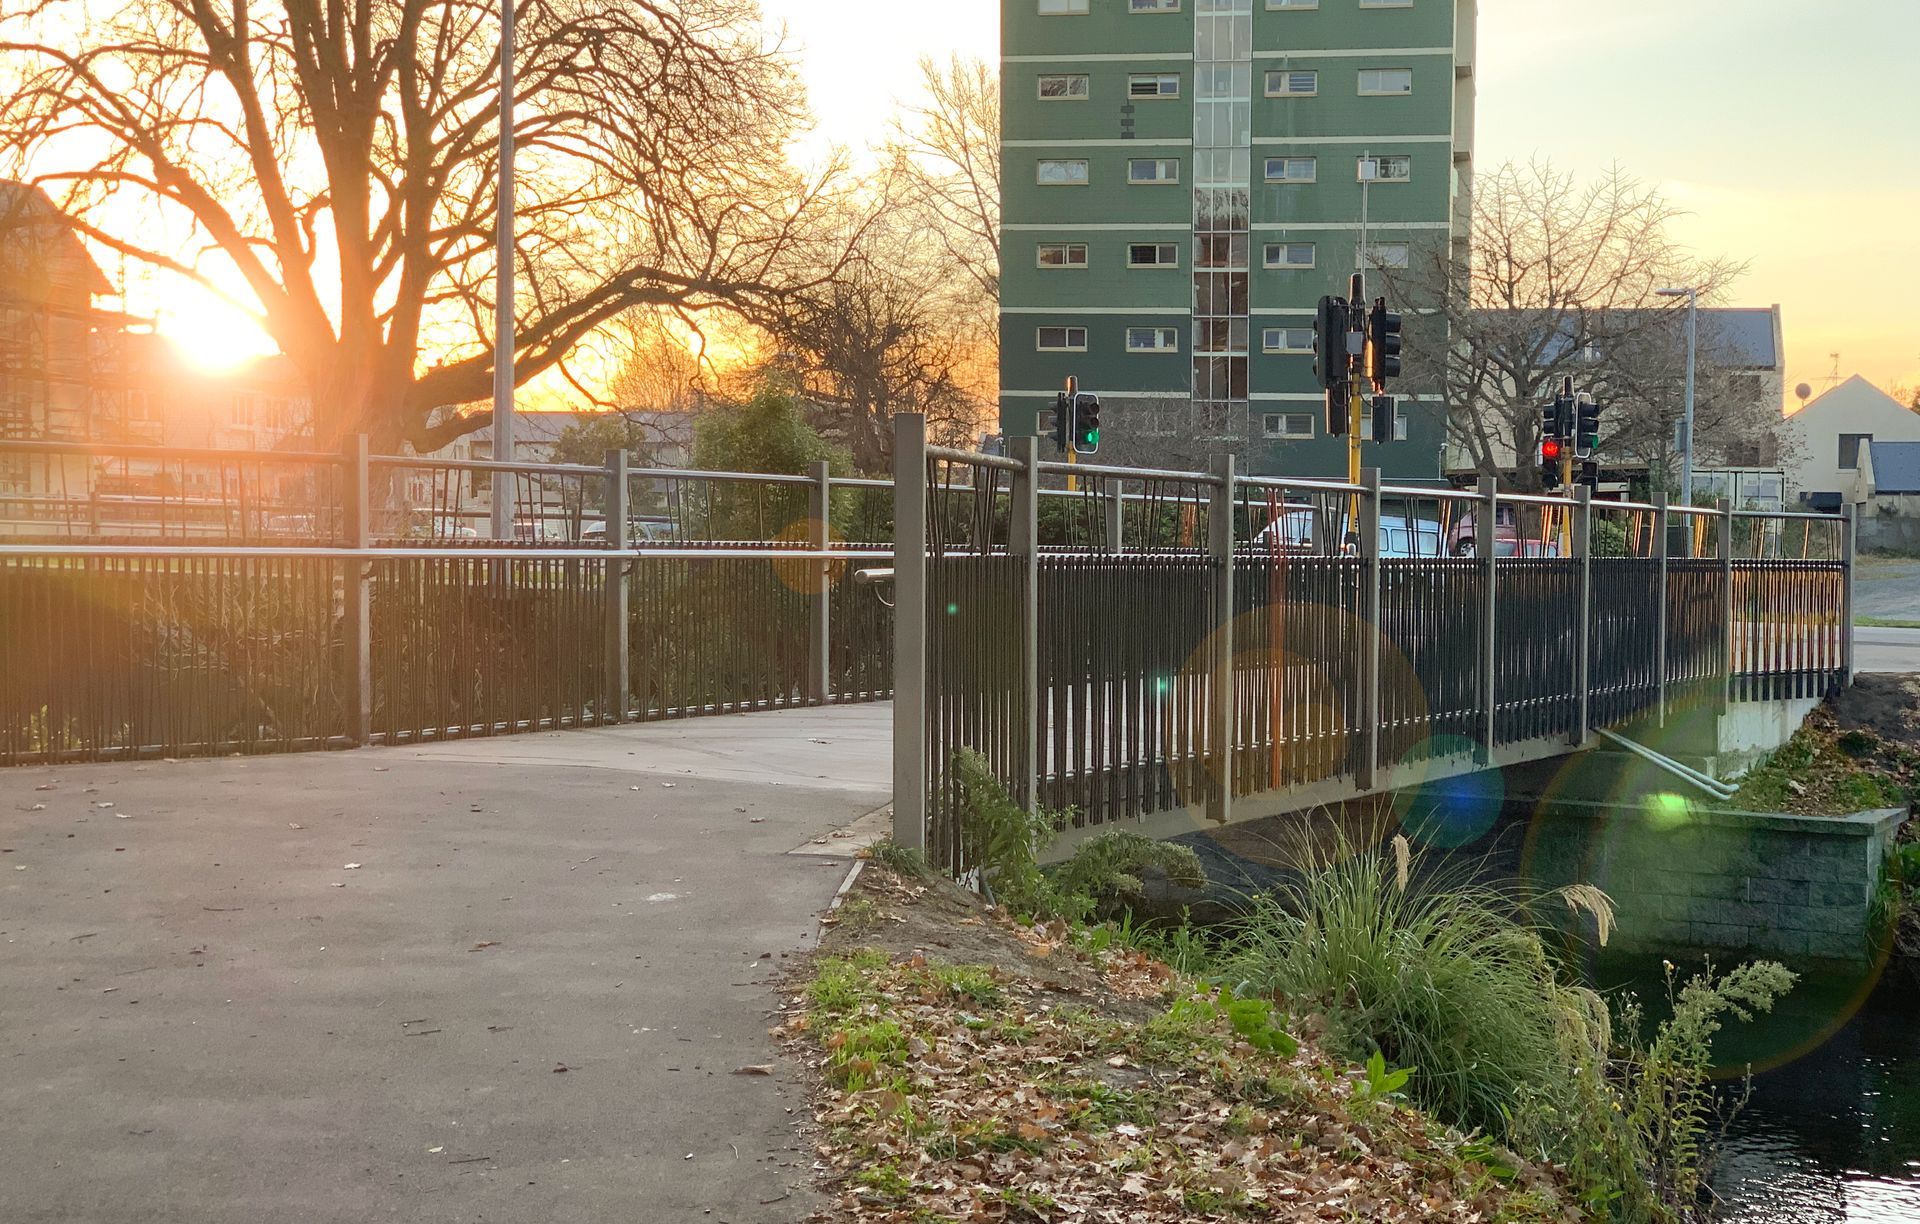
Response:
[[1358, 68, 1414, 96], [1263, 241, 1315, 269], [1358, 0, 1413, 7], [1126, 327, 1180, 353], [1036, 326, 1089, 352], [1128, 73, 1182, 99], [1263, 413, 1315, 439], [1267, 0, 1319, 9], [1360, 154, 1412, 182], [1264, 156, 1317, 183], [1128, 157, 1181, 185], [1037, 159, 1090, 186], [1262, 326, 1315, 354], [1264, 69, 1319, 97], [1394, 413, 1411, 442], [1038, 0, 1090, 13], [1037, 74, 1090, 101], [1127, 242, 1180, 268], [1362, 242, 1411, 269], [1036, 242, 1089, 269], [1130, 0, 1181, 12]]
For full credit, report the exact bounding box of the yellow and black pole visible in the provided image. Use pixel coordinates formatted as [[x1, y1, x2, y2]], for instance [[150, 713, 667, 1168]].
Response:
[[1064, 375, 1079, 493], [1346, 273, 1367, 545]]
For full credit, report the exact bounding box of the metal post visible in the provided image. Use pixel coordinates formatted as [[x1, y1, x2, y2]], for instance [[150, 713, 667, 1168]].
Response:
[[1842, 503, 1857, 686], [1681, 290, 1698, 505], [342, 435, 372, 746], [1359, 467, 1382, 788], [488, 0, 518, 541], [1719, 496, 1735, 710], [1653, 493, 1670, 726], [891, 414, 929, 853], [1207, 453, 1236, 824], [1572, 484, 1592, 747], [603, 449, 631, 723], [1476, 475, 1499, 761], [1008, 437, 1041, 811], [807, 460, 832, 705], [1103, 484, 1124, 553]]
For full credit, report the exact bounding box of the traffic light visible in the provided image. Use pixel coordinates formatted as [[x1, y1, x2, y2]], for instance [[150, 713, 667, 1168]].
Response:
[[1575, 395, 1602, 459], [1579, 459, 1601, 490], [1313, 295, 1351, 392], [1540, 438, 1564, 490], [1073, 392, 1102, 454], [1367, 298, 1403, 389], [1050, 391, 1072, 453], [1541, 398, 1567, 449], [1370, 394, 1396, 444]]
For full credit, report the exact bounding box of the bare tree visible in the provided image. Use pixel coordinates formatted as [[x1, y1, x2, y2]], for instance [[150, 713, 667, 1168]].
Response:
[[0, 0, 848, 451], [1385, 162, 1753, 491], [885, 56, 1000, 309]]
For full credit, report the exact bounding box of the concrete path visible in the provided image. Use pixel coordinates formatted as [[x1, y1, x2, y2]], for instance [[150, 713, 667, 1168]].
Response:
[[1857, 626, 1920, 674], [0, 704, 893, 1224]]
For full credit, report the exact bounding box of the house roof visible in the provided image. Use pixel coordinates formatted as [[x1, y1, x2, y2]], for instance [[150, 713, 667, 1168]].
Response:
[[0, 181, 111, 300], [1869, 440, 1920, 495]]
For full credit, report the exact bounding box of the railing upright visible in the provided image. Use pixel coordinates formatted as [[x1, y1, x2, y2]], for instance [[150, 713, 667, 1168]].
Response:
[[1719, 496, 1735, 707], [891, 414, 929, 853], [807, 460, 832, 705], [1359, 467, 1382, 789], [1654, 493, 1670, 726], [1476, 476, 1499, 761], [1207, 453, 1235, 823], [1572, 484, 1592, 747], [1842, 503, 1857, 686], [1103, 484, 1124, 552], [1009, 436, 1041, 810], [343, 434, 373, 745], [604, 448, 631, 722]]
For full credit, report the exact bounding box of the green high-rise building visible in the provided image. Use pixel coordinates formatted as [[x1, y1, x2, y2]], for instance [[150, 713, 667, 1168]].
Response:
[[1000, 0, 1476, 479]]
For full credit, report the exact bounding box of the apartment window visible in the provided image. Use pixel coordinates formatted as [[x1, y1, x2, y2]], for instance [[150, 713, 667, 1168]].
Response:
[[1038, 0, 1089, 12], [1263, 242, 1315, 269], [1264, 70, 1318, 97], [1263, 413, 1315, 439], [1359, 0, 1413, 7], [1128, 243, 1180, 268], [1268, 0, 1318, 8], [1038, 74, 1090, 100], [1394, 413, 1411, 442], [1037, 242, 1088, 268], [1127, 327, 1180, 352], [1264, 156, 1317, 183], [1362, 242, 1411, 269], [1359, 155, 1412, 181], [1129, 158, 1181, 184], [1358, 69, 1414, 95], [1037, 159, 1089, 185], [1037, 326, 1089, 352], [1840, 434, 1872, 469], [1129, 73, 1182, 99], [1131, 0, 1180, 9], [1262, 327, 1314, 353]]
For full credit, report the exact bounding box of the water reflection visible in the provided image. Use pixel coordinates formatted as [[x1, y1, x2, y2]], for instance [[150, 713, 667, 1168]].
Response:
[[1712, 983, 1920, 1222]]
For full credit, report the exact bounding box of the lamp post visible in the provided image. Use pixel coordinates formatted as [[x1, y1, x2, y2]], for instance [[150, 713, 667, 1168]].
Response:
[[1657, 286, 1698, 504], [489, 0, 518, 541]]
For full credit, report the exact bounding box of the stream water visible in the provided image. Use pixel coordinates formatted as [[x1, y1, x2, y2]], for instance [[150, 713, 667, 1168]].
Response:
[[1709, 974, 1920, 1222]]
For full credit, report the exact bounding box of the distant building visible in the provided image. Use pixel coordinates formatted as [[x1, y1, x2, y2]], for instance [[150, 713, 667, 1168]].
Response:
[[1846, 438, 1920, 553], [996, 0, 1478, 480], [1779, 375, 1920, 512]]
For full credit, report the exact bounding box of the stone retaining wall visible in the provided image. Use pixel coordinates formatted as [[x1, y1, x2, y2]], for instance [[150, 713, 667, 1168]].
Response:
[[1524, 801, 1907, 962]]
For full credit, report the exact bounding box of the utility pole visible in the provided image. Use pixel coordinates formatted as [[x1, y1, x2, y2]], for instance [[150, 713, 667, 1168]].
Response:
[[1658, 285, 1699, 505], [489, 0, 518, 541]]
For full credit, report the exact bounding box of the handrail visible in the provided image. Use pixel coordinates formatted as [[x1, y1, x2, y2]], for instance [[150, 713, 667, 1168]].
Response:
[[927, 445, 1025, 473], [0, 544, 892, 561], [1036, 459, 1228, 485], [0, 439, 345, 466]]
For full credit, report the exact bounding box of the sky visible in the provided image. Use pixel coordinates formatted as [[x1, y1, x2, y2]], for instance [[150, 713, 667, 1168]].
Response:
[[762, 0, 1920, 401]]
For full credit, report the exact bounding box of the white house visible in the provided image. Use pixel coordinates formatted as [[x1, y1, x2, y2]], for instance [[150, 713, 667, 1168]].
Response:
[[1779, 376, 1920, 511]]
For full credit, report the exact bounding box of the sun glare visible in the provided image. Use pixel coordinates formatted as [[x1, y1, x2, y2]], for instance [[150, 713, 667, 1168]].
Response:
[[158, 295, 278, 372]]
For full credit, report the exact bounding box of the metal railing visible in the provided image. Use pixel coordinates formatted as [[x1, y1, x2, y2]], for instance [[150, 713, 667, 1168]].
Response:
[[886, 416, 1856, 875], [0, 438, 895, 764]]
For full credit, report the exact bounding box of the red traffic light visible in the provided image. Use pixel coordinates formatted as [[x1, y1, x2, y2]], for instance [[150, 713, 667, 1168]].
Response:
[[1542, 438, 1562, 460]]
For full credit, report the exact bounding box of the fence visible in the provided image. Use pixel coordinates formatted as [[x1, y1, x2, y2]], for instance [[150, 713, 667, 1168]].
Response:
[[0, 439, 894, 764], [886, 417, 1856, 876]]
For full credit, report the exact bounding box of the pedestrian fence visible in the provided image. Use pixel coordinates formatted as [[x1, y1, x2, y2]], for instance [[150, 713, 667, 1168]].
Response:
[[883, 416, 1855, 878], [0, 439, 893, 764]]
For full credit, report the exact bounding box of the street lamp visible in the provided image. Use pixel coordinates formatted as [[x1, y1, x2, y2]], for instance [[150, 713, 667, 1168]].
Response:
[[1657, 286, 1698, 504], [490, 0, 518, 540]]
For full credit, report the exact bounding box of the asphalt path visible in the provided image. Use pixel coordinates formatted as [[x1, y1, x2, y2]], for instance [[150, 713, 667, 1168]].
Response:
[[1856, 625, 1920, 674]]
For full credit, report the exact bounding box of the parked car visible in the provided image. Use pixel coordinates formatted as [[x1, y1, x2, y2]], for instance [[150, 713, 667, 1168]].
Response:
[[1254, 508, 1442, 557]]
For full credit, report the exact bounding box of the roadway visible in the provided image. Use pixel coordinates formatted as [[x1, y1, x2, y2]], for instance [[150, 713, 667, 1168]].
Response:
[[0, 705, 890, 1224], [1856, 625, 1920, 674]]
